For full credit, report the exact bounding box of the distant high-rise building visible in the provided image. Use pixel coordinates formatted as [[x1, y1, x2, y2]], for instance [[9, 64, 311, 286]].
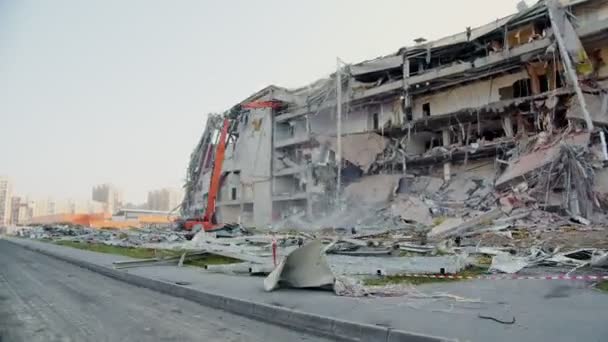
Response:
[[10, 196, 34, 225], [0, 177, 13, 226], [27, 197, 105, 221], [92, 184, 123, 214], [147, 188, 183, 211], [71, 199, 104, 214], [10, 196, 21, 224], [32, 198, 53, 217]]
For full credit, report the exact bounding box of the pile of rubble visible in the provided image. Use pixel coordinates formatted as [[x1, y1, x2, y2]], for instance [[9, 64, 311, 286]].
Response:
[[12, 127, 608, 297], [13, 224, 189, 247], [254, 128, 608, 294]]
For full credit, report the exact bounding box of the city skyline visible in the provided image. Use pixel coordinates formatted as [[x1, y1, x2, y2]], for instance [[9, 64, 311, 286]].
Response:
[[2, 177, 182, 213], [1, 179, 184, 225]]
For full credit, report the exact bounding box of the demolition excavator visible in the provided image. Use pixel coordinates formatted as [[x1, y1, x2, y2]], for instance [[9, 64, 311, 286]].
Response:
[[181, 118, 231, 231]]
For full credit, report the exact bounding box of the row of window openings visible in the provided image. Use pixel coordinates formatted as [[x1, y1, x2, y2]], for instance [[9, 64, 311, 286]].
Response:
[[369, 75, 561, 130], [229, 184, 309, 200], [370, 103, 430, 130]]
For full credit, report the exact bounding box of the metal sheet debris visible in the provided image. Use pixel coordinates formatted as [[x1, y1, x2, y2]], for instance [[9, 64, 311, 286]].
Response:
[[264, 240, 335, 292]]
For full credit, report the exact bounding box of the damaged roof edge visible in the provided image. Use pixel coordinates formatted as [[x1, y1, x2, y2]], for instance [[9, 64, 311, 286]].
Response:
[[351, 0, 592, 77]]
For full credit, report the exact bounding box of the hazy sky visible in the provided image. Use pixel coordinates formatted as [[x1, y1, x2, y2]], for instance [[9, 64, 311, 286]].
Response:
[[0, 0, 530, 203]]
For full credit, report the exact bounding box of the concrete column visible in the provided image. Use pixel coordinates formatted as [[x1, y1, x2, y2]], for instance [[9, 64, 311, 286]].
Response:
[[442, 129, 451, 182], [502, 116, 514, 137], [305, 167, 313, 220]]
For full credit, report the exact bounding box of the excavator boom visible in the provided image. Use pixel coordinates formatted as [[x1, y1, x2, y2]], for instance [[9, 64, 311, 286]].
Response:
[[182, 118, 231, 232], [202, 118, 231, 230]]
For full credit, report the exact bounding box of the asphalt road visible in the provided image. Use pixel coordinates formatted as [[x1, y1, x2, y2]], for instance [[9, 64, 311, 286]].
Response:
[[0, 240, 330, 342]]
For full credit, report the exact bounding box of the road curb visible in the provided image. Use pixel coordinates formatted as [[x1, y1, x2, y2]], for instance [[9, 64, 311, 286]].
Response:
[[6, 239, 452, 342]]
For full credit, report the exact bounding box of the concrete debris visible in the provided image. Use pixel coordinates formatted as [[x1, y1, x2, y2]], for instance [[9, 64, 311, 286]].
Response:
[[318, 133, 389, 172], [566, 93, 608, 125], [489, 254, 530, 274], [496, 132, 590, 188], [428, 208, 504, 240], [545, 249, 596, 267], [15, 224, 188, 247], [427, 218, 464, 239], [147, 0, 608, 299], [390, 195, 433, 226], [399, 243, 435, 254], [398, 176, 444, 195], [328, 254, 468, 275], [333, 276, 368, 297], [591, 253, 608, 268], [264, 240, 335, 292], [344, 174, 401, 205], [462, 223, 512, 238], [347, 283, 481, 301], [570, 215, 591, 226]]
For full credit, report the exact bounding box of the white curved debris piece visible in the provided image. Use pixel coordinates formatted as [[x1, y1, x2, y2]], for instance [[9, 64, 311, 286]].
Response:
[[592, 252, 608, 268], [489, 253, 529, 274], [264, 240, 335, 292]]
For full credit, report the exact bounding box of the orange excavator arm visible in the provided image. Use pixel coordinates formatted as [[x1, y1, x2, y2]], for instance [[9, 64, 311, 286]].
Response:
[[202, 118, 231, 230]]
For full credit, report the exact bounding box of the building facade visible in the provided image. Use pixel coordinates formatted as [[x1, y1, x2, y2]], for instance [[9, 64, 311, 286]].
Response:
[[182, 0, 608, 227], [92, 184, 123, 214], [147, 188, 183, 211], [0, 177, 13, 226]]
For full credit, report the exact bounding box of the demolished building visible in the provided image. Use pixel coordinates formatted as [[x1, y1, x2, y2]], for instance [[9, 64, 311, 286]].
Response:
[[182, 0, 608, 229]]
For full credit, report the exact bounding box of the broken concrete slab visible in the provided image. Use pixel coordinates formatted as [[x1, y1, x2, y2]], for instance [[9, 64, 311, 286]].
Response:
[[264, 240, 335, 292], [390, 195, 433, 226], [566, 93, 608, 125], [333, 276, 368, 297], [496, 132, 590, 188], [546, 249, 595, 267], [399, 176, 444, 195], [428, 208, 504, 240], [489, 253, 529, 274], [593, 167, 608, 205], [344, 174, 401, 205], [462, 223, 512, 237], [591, 252, 608, 268], [317, 133, 389, 172], [428, 218, 464, 239], [327, 254, 468, 275]]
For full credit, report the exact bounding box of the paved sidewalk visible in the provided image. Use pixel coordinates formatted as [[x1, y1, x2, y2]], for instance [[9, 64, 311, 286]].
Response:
[[7, 237, 608, 342]]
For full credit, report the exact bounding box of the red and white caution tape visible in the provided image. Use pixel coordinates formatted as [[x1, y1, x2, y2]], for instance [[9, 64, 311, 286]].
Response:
[[396, 273, 608, 281]]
